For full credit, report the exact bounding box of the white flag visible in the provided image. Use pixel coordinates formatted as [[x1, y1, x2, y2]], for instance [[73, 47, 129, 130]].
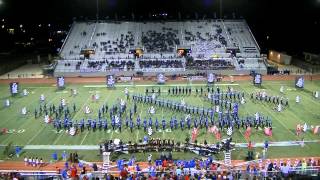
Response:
[[303, 123, 307, 132], [148, 127, 153, 136], [227, 127, 233, 136]]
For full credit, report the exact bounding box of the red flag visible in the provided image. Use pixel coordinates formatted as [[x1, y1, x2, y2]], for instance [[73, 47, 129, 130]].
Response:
[[245, 126, 251, 140], [191, 128, 199, 142], [215, 131, 221, 140], [1, 128, 7, 134]]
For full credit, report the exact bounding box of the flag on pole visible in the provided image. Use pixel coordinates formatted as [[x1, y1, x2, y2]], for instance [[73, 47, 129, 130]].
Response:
[[313, 126, 319, 134], [264, 127, 272, 136], [245, 126, 251, 140], [191, 128, 199, 142], [215, 131, 221, 140], [208, 126, 221, 140], [296, 124, 301, 136], [303, 123, 307, 132], [209, 125, 218, 134], [148, 127, 153, 136], [227, 126, 233, 136]]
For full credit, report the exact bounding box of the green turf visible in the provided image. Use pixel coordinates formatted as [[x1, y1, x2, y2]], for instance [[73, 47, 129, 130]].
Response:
[[0, 80, 319, 161]]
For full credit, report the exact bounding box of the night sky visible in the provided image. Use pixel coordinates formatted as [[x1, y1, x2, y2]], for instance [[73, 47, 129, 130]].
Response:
[[0, 0, 319, 54]]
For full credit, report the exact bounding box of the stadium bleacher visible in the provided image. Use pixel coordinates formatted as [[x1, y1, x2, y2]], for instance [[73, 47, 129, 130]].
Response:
[[55, 20, 266, 76]]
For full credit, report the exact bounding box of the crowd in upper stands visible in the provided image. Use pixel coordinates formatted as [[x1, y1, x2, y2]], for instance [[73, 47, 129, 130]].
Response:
[[60, 21, 260, 58], [107, 60, 135, 71], [186, 59, 234, 70], [55, 20, 267, 73], [81, 60, 135, 72], [142, 27, 180, 53], [139, 60, 183, 69], [184, 24, 227, 48], [95, 31, 135, 54]]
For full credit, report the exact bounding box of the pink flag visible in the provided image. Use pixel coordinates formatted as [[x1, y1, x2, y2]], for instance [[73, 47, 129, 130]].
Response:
[[191, 128, 199, 142], [245, 126, 251, 140], [314, 126, 319, 135], [264, 127, 272, 136], [296, 124, 301, 136], [209, 126, 218, 134]]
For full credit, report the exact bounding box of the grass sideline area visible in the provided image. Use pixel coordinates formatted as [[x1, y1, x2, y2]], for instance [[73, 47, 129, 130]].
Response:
[[0, 80, 319, 162]]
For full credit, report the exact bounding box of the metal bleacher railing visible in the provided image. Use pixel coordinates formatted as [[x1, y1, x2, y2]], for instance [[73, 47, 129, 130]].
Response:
[[0, 170, 63, 180], [88, 166, 320, 179], [1, 166, 318, 179]]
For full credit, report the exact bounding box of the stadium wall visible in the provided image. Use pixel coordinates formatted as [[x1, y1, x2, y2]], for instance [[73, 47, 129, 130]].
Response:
[[268, 50, 292, 65]]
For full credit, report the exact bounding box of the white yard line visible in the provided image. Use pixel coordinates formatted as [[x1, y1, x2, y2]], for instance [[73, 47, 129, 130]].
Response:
[[136, 130, 140, 142], [26, 126, 46, 145], [161, 108, 166, 139], [26, 92, 63, 144], [52, 131, 65, 145], [24, 87, 54, 88], [135, 99, 145, 142], [17, 139, 319, 150], [0, 87, 58, 145], [0, 87, 53, 127], [79, 89, 113, 145], [80, 131, 89, 145], [241, 86, 302, 142], [110, 131, 114, 140], [84, 83, 239, 88], [53, 96, 91, 145]]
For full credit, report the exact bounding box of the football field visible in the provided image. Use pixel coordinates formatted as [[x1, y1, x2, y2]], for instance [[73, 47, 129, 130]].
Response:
[[0, 80, 319, 161]]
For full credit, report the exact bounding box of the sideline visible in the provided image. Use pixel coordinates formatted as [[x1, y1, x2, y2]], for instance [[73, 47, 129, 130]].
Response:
[[13, 139, 319, 150]]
